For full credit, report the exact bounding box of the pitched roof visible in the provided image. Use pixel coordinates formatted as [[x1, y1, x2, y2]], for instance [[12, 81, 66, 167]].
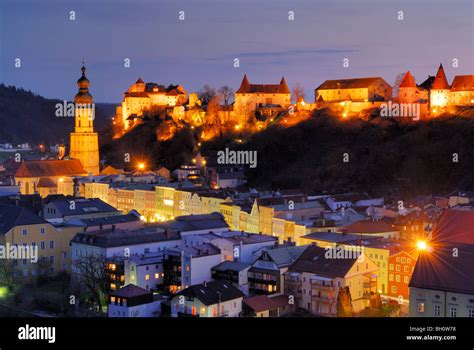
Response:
[[110, 284, 151, 298], [288, 245, 358, 277], [265, 245, 308, 267], [36, 177, 57, 188], [15, 159, 87, 178], [243, 294, 290, 312], [316, 77, 384, 90], [432, 209, 474, 244], [176, 280, 244, 306], [0, 204, 49, 235], [409, 242, 474, 295], [431, 64, 450, 90], [236, 74, 290, 94], [450, 75, 474, 91], [345, 220, 396, 234], [399, 71, 417, 88], [158, 213, 229, 232], [47, 198, 118, 217], [418, 76, 435, 90], [135, 78, 145, 84], [212, 260, 251, 272]]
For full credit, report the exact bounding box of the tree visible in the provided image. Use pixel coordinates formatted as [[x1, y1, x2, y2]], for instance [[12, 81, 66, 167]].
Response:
[[0, 260, 17, 290], [218, 86, 234, 106], [73, 254, 110, 313], [336, 286, 353, 317], [198, 85, 217, 106], [292, 83, 305, 103]]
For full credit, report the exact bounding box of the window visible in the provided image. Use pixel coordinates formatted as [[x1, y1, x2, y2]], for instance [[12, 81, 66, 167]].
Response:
[[391, 286, 397, 294], [389, 264, 394, 271], [22, 229, 28, 236], [49, 240, 54, 249], [396, 275, 400, 282], [396, 265, 401, 272], [155, 273, 159, 279], [434, 304, 441, 316], [401, 257, 406, 264], [404, 276, 409, 284], [40, 228, 45, 235], [418, 302, 425, 313], [404, 266, 409, 273], [450, 307, 457, 318], [145, 274, 150, 281], [468, 309, 474, 318]]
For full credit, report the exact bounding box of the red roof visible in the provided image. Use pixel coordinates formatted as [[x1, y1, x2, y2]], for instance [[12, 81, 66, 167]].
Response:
[[431, 64, 450, 90], [399, 71, 417, 88], [316, 77, 384, 90], [450, 75, 474, 91], [243, 294, 289, 312], [15, 159, 87, 178], [432, 209, 474, 244], [346, 220, 396, 234], [236, 74, 290, 94]]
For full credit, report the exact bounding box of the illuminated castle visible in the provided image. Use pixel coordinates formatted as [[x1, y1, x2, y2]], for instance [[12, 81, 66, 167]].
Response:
[[69, 64, 100, 175], [116, 78, 187, 130], [234, 74, 291, 116], [399, 64, 473, 115]]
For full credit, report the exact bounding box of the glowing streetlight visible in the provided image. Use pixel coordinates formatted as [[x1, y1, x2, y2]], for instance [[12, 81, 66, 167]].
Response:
[[138, 163, 145, 171], [235, 124, 241, 130], [416, 240, 428, 251]]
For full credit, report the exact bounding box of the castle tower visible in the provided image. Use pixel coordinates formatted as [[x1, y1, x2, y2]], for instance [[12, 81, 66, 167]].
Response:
[[430, 64, 451, 113], [69, 64, 100, 175]]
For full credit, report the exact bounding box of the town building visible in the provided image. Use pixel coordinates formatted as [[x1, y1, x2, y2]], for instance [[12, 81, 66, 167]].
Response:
[[248, 245, 308, 295], [108, 284, 164, 317], [284, 245, 379, 316], [211, 260, 251, 295], [409, 243, 474, 317], [15, 159, 87, 197], [242, 294, 293, 317], [170, 280, 244, 317]]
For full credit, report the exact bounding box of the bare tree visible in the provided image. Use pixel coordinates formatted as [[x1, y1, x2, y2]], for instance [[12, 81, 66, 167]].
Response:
[[218, 86, 234, 106], [292, 83, 305, 103], [73, 254, 110, 312], [198, 85, 217, 106]]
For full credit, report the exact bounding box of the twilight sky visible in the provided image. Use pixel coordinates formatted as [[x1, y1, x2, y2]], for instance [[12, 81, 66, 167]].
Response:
[[0, 0, 472, 103]]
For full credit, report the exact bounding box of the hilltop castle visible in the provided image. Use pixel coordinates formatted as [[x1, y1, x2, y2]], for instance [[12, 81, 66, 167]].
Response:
[[116, 78, 187, 130]]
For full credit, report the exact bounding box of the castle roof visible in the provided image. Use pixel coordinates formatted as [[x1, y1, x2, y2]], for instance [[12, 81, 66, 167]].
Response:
[[418, 76, 435, 90], [315, 77, 385, 90], [431, 64, 450, 90], [135, 78, 145, 84], [399, 71, 417, 88], [236, 74, 290, 94], [450, 75, 474, 92], [15, 159, 87, 178]]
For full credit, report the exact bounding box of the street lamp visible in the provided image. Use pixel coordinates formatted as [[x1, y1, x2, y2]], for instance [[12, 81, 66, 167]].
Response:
[[416, 240, 428, 251]]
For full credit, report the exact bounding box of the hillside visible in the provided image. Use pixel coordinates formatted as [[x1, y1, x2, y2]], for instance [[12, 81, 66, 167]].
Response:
[[241, 109, 474, 197], [0, 84, 115, 145]]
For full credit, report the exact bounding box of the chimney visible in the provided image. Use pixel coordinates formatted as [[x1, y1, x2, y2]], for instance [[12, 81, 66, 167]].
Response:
[[203, 280, 207, 287]]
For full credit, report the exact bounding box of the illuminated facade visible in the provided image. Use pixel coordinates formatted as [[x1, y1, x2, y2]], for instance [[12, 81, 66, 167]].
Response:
[[69, 65, 100, 175]]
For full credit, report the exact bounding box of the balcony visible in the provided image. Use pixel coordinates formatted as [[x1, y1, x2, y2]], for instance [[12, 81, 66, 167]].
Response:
[[311, 284, 335, 292], [311, 294, 335, 302]]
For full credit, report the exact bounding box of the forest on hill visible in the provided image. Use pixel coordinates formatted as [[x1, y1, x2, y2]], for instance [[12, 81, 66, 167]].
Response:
[[0, 84, 115, 145]]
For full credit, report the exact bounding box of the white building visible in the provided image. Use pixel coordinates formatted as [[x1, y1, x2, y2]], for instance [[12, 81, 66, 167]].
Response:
[[108, 284, 164, 317]]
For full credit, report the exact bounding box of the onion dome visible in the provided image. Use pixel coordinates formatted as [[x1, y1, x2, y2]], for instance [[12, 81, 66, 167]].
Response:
[[74, 64, 93, 104]]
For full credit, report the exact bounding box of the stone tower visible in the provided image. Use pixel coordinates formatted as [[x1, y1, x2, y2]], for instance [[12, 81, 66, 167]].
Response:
[[69, 64, 100, 175]]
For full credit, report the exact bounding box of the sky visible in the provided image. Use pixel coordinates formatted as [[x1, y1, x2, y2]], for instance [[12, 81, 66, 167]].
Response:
[[0, 0, 472, 103]]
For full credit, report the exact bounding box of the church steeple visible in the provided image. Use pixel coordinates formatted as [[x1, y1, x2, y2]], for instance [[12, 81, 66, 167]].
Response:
[[75, 64, 93, 104]]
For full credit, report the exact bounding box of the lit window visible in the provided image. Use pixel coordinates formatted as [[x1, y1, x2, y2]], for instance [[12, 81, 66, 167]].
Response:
[[418, 302, 425, 313], [155, 273, 159, 279], [145, 274, 150, 281]]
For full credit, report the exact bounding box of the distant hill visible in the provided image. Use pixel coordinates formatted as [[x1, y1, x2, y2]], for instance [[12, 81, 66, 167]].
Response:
[[0, 84, 115, 145]]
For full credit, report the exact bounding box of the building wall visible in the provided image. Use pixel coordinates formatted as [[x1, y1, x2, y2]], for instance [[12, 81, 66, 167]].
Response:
[[388, 251, 416, 301], [234, 93, 290, 114], [171, 296, 243, 317], [409, 287, 474, 317]]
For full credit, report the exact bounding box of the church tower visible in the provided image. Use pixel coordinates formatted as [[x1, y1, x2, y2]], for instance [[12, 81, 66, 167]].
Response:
[[69, 64, 100, 175]]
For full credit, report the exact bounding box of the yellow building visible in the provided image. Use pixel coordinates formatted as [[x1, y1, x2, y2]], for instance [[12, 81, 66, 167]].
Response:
[[155, 185, 176, 220], [69, 64, 100, 175], [450, 75, 474, 106], [245, 200, 260, 234], [0, 204, 78, 279], [115, 188, 135, 213], [430, 64, 451, 114], [84, 181, 110, 203]]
